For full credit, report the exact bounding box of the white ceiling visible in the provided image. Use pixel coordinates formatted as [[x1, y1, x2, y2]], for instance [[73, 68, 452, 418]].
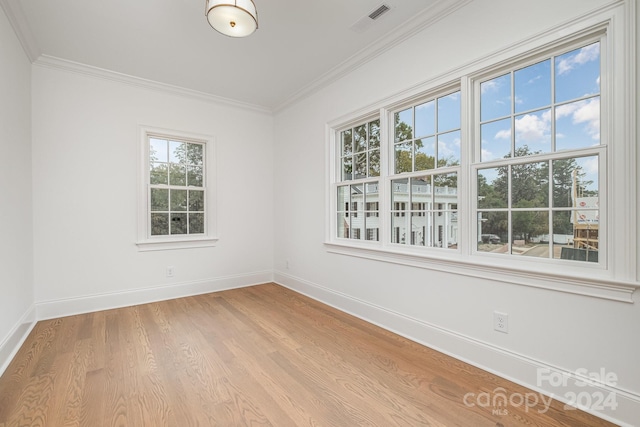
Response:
[[6, 0, 465, 110]]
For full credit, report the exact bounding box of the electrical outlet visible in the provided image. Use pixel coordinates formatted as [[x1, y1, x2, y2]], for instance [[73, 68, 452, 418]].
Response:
[[166, 266, 174, 277], [285, 260, 289, 269], [494, 311, 508, 333]]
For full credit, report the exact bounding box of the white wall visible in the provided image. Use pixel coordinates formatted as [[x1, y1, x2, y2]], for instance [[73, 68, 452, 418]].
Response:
[[31, 66, 274, 316], [0, 5, 35, 370], [273, 0, 639, 425]]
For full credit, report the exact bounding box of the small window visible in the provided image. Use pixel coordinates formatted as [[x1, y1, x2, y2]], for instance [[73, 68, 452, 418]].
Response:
[[137, 127, 217, 251]]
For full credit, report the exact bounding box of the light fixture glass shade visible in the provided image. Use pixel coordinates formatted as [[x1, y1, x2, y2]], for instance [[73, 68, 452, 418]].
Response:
[[206, 0, 258, 38]]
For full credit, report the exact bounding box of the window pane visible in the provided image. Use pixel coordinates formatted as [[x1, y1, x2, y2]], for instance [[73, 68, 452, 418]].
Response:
[[150, 163, 168, 185], [151, 213, 169, 235], [354, 124, 367, 153], [438, 130, 461, 167], [391, 178, 408, 212], [438, 91, 461, 132], [189, 190, 204, 211], [552, 156, 598, 208], [170, 189, 187, 211], [187, 165, 203, 187], [514, 109, 551, 155], [415, 100, 435, 138], [342, 156, 353, 181], [169, 164, 186, 186], [354, 153, 367, 179], [411, 176, 431, 199], [391, 214, 408, 244], [368, 150, 380, 177], [341, 129, 353, 156], [477, 211, 507, 252], [170, 213, 187, 234], [351, 184, 363, 216], [555, 97, 600, 151], [364, 183, 379, 241], [337, 212, 349, 238], [481, 118, 511, 161], [481, 73, 511, 122], [477, 168, 507, 209], [369, 120, 380, 149], [410, 212, 426, 246], [443, 210, 458, 249], [350, 183, 364, 239], [434, 173, 457, 198], [511, 211, 549, 255], [189, 213, 205, 234], [514, 59, 551, 113], [150, 188, 168, 211], [555, 42, 600, 104], [395, 142, 412, 174], [553, 211, 598, 262], [150, 138, 168, 162], [395, 108, 413, 142], [337, 186, 349, 212], [415, 137, 435, 171], [186, 143, 203, 167], [512, 162, 549, 208], [169, 141, 185, 163]]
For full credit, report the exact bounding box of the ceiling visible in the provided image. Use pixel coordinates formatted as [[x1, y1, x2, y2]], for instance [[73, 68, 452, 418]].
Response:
[[5, 0, 465, 111]]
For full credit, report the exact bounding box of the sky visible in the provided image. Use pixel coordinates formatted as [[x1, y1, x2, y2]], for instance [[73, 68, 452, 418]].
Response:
[[479, 42, 601, 189]]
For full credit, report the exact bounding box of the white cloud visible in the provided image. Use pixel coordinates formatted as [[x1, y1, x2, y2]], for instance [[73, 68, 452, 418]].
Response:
[[495, 129, 511, 140], [438, 137, 460, 158], [527, 75, 542, 85], [582, 156, 599, 174], [514, 111, 551, 142], [556, 98, 600, 140], [481, 148, 495, 161], [481, 80, 499, 94], [557, 44, 599, 75]]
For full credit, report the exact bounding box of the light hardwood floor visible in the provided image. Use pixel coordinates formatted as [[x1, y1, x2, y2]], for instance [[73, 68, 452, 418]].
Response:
[[0, 283, 615, 426]]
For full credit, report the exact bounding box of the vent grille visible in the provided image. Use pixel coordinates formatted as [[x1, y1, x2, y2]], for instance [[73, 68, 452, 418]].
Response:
[[368, 4, 390, 20]]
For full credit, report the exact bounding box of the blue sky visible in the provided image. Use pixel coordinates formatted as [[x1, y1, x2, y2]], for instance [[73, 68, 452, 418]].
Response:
[[480, 42, 601, 163]]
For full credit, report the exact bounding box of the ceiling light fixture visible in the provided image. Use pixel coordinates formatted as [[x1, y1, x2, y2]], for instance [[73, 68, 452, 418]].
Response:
[[205, 0, 258, 38]]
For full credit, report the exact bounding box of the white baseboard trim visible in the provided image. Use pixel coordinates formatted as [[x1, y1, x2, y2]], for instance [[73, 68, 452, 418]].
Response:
[[36, 270, 274, 320], [0, 304, 37, 378], [274, 271, 639, 427]]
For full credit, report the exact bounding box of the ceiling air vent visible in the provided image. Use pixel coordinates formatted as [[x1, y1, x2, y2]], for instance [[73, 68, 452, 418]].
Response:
[[350, 3, 393, 33], [368, 4, 390, 20]]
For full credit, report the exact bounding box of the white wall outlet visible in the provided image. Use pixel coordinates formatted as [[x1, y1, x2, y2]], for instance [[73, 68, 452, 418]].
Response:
[[166, 266, 174, 277], [285, 260, 289, 269], [494, 311, 508, 333]]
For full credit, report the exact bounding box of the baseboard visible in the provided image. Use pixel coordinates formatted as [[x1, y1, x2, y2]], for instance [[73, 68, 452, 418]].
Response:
[[36, 270, 274, 320], [0, 304, 37, 377], [274, 271, 640, 427]]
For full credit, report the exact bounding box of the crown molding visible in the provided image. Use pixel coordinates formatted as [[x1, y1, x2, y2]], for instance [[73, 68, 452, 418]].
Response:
[[0, 0, 40, 61], [33, 55, 272, 114], [272, 0, 473, 113]]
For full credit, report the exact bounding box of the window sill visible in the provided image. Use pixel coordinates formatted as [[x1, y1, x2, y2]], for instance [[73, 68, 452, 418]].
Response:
[[137, 237, 218, 252], [324, 241, 638, 303]]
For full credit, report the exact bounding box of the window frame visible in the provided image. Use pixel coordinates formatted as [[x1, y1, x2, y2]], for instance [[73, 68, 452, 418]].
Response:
[[137, 126, 218, 251], [325, 5, 637, 302]]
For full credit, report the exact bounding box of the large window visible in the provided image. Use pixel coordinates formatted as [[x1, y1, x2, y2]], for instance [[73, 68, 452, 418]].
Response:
[[475, 42, 602, 263], [327, 4, 636, 299], [137, 127, 217, 251]]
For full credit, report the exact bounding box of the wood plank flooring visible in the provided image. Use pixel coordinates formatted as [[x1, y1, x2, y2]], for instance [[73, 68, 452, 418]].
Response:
[[0, 283, 615, 426]]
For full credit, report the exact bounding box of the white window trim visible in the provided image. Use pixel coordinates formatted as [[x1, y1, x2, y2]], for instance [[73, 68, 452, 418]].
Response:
[[325, 2, 638, 302], [137, 125, 218, 251]]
